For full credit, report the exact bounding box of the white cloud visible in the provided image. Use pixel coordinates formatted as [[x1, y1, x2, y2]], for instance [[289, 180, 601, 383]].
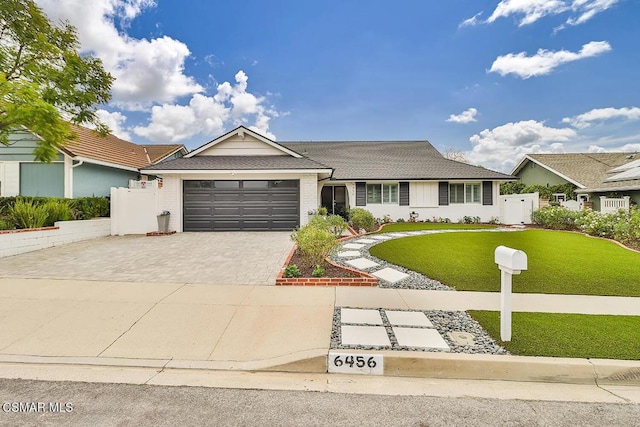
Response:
[[487, 0, 568, 26], [476, 0, 619, 27], [466, 120, 577, 171], [562, 107, 640, 129], [459, 12, 483, 28], [134, 71, 279, 142], [567, 0, 620, 26], [95, 110, 131, 140], [588, 144, 607, 153], [489, 41, 611, 79], [37, 0, 203, 109], [446, 108, 479, 124]]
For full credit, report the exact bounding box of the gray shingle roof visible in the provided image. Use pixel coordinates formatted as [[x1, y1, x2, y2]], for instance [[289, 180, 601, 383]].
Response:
[[281, 141, 514, 180], [525, 153, 640, 191], [142, 155, 331, 171]]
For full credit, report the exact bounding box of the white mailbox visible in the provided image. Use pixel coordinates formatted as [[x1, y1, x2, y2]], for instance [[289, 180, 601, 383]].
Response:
[[494, 246, 528, 342], [494, 245, 527, 274]]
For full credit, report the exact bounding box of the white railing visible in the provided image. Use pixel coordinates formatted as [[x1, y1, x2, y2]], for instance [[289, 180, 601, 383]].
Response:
[[600, 196, 630, 214], [129, 179, 162, 189]]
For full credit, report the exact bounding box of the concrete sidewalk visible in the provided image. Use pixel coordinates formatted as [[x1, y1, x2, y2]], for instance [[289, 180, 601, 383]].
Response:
[[0, 278, 639, 389]]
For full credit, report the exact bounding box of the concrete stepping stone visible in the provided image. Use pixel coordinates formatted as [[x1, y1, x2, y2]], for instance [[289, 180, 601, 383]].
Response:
[[355, 238, 376, 244], [341, 308, 383, 325], [369, 235, 391, 240], [345, 258, 380, 270], [406, 231, 423, 235], [337, 251, 361, 258], [385, 310, 433, 327], [372, 267, 409, 283], [343, 243, 365, 249], [387, 233, 409, 237], [393, 327, 450, 350], [341, 325, 390, 346]]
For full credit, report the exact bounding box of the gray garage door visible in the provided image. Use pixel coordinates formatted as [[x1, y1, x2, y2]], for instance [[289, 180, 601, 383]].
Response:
[[183, 180, 300, 231]]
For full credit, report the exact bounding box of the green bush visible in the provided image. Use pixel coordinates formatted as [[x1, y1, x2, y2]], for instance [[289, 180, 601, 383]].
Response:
[[42, 199, 72, 226], [312, 264, 326, 277], [291, 223, 340, 266], [308, 214, 348, 237], [531, 206, 579, 230], [349, 208, 376, 232], [68, 197, 110, 219], [317, 206, 328, 216], [575, 207, 640, 244], [284, 264, 301, 278], [7, 199, 49, 229]]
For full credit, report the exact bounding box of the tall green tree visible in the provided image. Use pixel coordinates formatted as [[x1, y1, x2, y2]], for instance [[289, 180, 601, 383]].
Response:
[[0, 0, 114, 162]]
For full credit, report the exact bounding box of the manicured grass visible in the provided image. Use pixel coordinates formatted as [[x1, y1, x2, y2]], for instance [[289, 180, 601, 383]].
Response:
[[378, 223, 497, 232], [469, 311, 640, 360], [369, 230, 640, 296]]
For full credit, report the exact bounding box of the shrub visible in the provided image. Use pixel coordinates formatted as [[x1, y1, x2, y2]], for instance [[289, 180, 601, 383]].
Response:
[[349, 208, 376, 232], [317, 206, 328, 216], [531, 206, 579, 230], [291, 223, 340, 266], [396, 218, 406, 223], [7, 199, 49, 229], [42, 199, 72, 226], [68, 197, 110, 219], [382, 214, 392, 224], [312, 264, 326, 277], [326, 214, 348, 237], [284, 264, 301, 278], [461, 216, 481, 224]]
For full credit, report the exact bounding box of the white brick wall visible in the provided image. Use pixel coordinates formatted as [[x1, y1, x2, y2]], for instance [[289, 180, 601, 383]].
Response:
[[300, 173, 319, 226], [0, 219, 111, 258]]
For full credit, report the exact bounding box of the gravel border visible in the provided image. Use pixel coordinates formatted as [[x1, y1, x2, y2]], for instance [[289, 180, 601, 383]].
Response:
[[331, 307, 509, 355]]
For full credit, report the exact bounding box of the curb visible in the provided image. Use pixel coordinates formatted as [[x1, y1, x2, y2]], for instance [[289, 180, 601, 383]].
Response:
[[1, 352, 638, 387]]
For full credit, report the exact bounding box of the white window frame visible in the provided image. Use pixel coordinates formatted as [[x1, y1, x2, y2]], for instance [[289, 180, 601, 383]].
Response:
[[366, 183, 399, 204], [450, 182, 482, 204]]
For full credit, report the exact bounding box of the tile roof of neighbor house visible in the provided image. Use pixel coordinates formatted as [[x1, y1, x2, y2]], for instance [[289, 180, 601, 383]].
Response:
[[281, 141, 515, 180], [140, 144, 187, 163], [62, 124, 152, 169], [60, 125, 186, 170], [142, 155, 331, 171], [523, 153, 640, 191]]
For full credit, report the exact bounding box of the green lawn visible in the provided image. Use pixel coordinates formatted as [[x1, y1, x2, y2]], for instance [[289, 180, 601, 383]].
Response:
[[378, 223, 496, 232], [469, 311, 640, 360], [369, 230, 640, 296]]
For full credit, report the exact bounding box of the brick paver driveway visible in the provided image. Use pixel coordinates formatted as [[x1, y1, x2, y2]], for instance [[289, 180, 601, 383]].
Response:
[[0, 232, 294, 285]]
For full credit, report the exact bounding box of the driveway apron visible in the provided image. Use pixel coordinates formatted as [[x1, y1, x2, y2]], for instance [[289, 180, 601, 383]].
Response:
[[0, 232, 294, 285]]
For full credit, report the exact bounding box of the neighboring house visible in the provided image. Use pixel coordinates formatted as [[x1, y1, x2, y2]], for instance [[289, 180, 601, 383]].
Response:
[[142, 126, 514, 232], [511, 153, 640, 211], [0, 125, 186, 198]]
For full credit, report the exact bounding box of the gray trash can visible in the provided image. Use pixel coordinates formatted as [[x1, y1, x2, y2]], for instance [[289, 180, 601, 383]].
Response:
[[157, 211, 170, 233]]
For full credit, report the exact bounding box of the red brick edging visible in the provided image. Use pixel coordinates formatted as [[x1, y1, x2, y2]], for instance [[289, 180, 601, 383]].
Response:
[[0, 226, 59, 235], [276, 244, 378, 287]]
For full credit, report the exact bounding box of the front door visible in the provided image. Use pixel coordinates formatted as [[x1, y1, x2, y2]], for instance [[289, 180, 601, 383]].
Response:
[[320, 185, 347, 217]]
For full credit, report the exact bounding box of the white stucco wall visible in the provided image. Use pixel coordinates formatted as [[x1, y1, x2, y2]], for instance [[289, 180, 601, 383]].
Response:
[[2, 162, 20, 196], [345, 181, 502, 222]]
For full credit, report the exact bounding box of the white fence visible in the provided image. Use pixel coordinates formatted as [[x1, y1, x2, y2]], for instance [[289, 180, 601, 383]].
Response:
[[499, 193, 539, 225], [600, 196, 630, 214], [0, 218, 111, 258], [110, 187, 162, 235]]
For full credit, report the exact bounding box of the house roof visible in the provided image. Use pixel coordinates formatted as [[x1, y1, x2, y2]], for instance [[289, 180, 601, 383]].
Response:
[[142, 155, 332, 172], [281, 141, 515, 181], [185, 126, 302, 158], [513, 153, 640, 192], [59, 125, 187, 171], [141, 144, 187, 163]]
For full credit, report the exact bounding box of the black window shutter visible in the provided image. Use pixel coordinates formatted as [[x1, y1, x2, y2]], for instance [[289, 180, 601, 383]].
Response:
[[356, 182, 366, 206], [438, 182, 449, 206], [399, 182, 409, 206], [482, 181, 493, 205]]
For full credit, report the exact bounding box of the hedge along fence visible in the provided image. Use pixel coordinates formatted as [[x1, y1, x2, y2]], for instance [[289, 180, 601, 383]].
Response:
[[532, 205, 640, 247], [0, 196, 110, 231]]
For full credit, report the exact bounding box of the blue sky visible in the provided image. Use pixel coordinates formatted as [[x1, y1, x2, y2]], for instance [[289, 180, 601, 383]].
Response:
[[37, 1, 640, 172]]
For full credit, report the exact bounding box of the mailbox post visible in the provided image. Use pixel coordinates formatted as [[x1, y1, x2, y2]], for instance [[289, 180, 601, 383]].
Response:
[[494, 246, 528, 341]]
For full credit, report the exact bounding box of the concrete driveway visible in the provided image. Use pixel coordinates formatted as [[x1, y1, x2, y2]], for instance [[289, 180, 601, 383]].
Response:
[[0, 232, 294, 285]]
